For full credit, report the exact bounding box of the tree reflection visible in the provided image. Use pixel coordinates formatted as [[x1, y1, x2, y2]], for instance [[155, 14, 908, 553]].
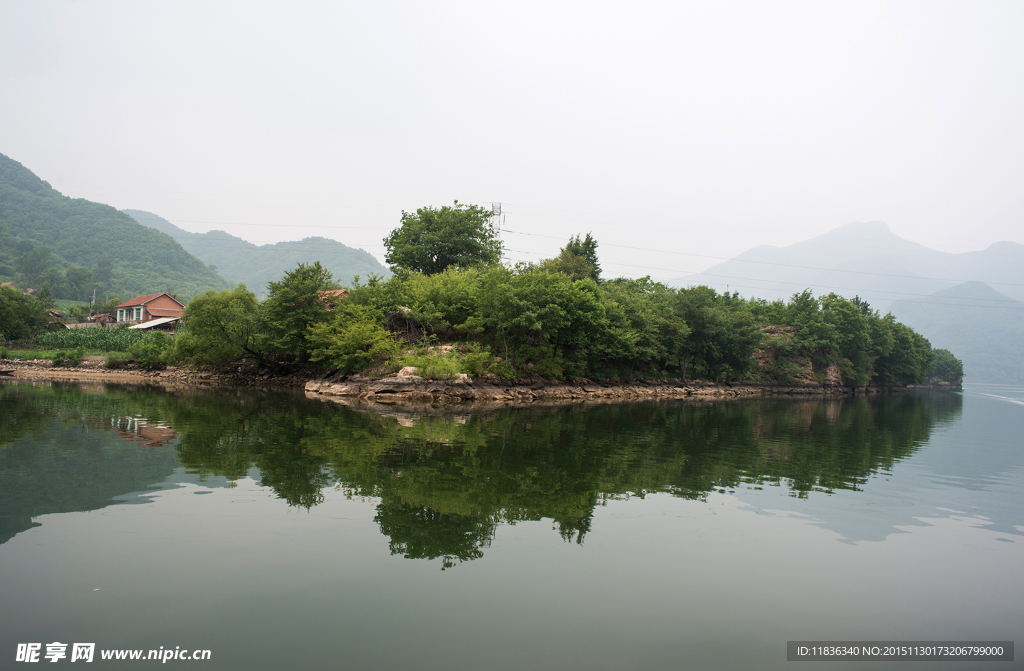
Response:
[[0, 382, 963, 564]]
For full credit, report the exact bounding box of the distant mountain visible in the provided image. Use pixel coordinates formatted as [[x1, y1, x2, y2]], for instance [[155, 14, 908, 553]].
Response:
[[889, 282, 1024, 385], [674, 221, 1024, 311], [0, 153, 230, 300], [125, 210, 391, 292]]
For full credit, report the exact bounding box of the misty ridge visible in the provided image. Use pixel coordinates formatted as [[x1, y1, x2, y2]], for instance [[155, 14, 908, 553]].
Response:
[[124, 209, 389, 296]]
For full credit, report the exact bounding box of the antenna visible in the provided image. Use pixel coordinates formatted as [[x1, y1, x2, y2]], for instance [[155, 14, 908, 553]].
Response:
[[490, 202, 504, 236]]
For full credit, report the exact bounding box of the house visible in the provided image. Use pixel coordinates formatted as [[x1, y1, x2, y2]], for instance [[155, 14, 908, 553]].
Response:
[[320, 289, 349, 310], [115, 293, 184, 324]]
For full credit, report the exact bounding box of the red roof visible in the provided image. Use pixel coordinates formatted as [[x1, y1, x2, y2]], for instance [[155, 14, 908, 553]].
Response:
[[116, 292, 184, 308], [147, 308, 183, 317]]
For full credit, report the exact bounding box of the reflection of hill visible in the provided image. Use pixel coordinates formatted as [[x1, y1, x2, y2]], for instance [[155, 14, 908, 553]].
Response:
[[0, 420, 179, 544], [0, 383, 184, 544]]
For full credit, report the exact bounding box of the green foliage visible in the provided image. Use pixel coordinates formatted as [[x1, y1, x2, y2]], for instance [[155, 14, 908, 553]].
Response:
[[130, 331, 171, 370], [0, 284, 47, 340], [456, 343, 493, 377], [103, 352, 133, 369], [261, 262, 336, 360], [467, 266, 607, 376], [168, 284, 262, 366], [49, 347, 85, 367], [542, 233, 601, 282], [414, 353, 462, 380], [0, 346, 8, 359], [673, 286, 763, 381], [928, 349, 964, 383], [308, 306, 401, 374], [383, 202, 502, 274]]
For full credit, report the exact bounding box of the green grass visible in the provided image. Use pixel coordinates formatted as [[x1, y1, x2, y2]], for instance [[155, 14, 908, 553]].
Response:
[[2, 349, 55, 361]]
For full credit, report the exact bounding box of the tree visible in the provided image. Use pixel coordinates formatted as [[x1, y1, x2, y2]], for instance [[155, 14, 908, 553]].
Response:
[[561, 233, 601, 281], [261, 262, 336, 360], [0, 284, 47, 340], [308, 304, 400, 374], [168, 284, 263, 365], [928, 349, 963, 383], [383, 202, 502, 275]]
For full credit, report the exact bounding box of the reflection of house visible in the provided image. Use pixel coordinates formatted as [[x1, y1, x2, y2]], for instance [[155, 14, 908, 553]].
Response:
[[110, 416, 177, 448], [115, 293, 184, 324]]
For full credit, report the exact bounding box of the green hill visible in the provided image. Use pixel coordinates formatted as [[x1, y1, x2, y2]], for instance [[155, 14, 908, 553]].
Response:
[[0, 153, 230, 301], [889, 282, 1024, 384], [125, 209, 390, 292]]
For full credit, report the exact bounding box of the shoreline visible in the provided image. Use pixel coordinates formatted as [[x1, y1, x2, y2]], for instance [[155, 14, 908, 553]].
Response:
[[1, 359, 961, 405]]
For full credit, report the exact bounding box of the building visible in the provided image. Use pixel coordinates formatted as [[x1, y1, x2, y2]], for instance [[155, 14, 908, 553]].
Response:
[[115, 293, 184, 324], [320, 288, 349, 310]]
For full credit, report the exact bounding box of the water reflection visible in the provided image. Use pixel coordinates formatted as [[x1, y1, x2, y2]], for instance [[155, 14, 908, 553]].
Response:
[[1, 381, 965, 565]]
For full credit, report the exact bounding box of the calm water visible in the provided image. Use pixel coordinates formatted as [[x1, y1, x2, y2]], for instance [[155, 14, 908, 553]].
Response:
[[1, 381, 1021, 670]]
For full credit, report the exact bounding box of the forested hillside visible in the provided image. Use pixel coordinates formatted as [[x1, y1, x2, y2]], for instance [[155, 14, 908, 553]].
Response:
[[125, 209, 390, 293], [0, 153, 229, 301], [890, 282, 1024, 384]]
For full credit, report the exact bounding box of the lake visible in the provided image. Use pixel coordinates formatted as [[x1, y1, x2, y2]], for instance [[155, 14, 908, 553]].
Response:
[[1, 381, 1021, 670]]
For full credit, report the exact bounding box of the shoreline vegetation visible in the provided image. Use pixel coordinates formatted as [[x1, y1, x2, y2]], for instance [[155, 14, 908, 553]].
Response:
[[2, 203, 965, 404]]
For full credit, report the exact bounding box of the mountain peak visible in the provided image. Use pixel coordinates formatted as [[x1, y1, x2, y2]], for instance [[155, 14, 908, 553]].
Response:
[[822, 220, 894, 239]]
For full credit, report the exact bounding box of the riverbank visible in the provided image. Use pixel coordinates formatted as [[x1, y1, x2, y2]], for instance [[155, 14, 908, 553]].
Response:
[[1, 358, 957, 404]]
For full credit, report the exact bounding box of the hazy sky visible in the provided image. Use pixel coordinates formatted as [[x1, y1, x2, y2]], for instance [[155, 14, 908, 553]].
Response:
[[2, 0, 1022, 285]]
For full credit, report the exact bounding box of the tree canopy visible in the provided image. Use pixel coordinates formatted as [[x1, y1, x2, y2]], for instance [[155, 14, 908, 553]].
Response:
[[383, 202, 502, 275]]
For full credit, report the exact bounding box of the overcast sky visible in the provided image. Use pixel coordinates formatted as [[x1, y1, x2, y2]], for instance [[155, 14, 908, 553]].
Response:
[[2, 0, 1022, 285]]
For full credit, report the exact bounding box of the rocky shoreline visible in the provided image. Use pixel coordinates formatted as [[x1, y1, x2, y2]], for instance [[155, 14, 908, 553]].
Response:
[[1, 359, 957, 406], [304, 373, 923, 406]]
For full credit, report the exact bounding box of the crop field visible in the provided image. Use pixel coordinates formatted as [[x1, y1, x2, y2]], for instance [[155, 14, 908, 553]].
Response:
[[34, 328, 167, 352]]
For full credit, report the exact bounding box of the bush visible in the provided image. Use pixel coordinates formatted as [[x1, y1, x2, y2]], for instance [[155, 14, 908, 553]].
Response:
[[457, 343, 493, 377], [416, 354, 461, 380], [104, 352, 133, 369], [0, 346, 8, 360], [308, 311, 401, 374], [489, 360, 516, 381], [50, 347, 85, 367], [129, 331, 171, 370]]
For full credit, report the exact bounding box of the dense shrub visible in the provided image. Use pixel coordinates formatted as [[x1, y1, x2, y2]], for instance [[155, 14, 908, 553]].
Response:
[[104, 352, 133, 369], [50, 347, 85, 367]]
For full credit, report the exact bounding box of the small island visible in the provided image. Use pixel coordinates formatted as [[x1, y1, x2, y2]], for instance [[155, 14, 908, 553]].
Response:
[[2, 202, 963, 403]]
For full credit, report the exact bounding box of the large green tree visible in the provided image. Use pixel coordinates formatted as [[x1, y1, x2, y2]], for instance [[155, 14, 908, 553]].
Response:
[[169, 284, 263, 365], [383, 202, 502, 275], [0, 284, 47, 340], [261, 261, 336, 360]]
